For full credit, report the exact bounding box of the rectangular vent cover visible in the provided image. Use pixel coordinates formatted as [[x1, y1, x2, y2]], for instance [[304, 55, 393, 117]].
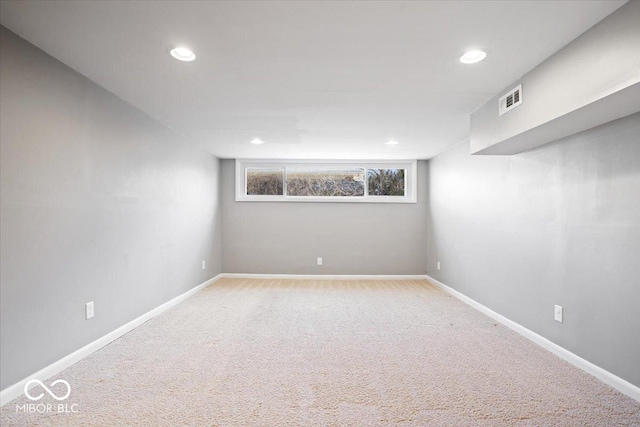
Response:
[[499, 84, 522, 116]]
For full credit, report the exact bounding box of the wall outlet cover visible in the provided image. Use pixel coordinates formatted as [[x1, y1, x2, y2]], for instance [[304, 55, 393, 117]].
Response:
[[86, 301, 95, 320], [554, 305, 563, 323]]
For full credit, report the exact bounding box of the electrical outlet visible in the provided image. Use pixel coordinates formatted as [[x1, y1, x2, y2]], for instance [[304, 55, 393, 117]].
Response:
[[437, 261, 441, 270], [554, 305, 563, 323], [202, 260, 206, 270], [317, 257, 323, 266], [86, 301, 95, 320]]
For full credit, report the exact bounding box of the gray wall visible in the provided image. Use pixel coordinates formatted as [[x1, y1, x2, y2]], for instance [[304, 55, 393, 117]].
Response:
[[222, 159, 428, 275], [470, 0, 640, 154], [0, 28, 222, 389], [427, 113, 640, 387]]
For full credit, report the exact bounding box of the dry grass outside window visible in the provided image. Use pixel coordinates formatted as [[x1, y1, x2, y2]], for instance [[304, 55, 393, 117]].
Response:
[[246, 169, 283, 195], [287, 170, 365, 196]]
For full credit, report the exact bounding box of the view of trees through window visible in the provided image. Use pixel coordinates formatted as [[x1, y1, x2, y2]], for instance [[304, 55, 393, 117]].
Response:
[[245, 165, 407, 199], [367, 168, 405, 196]]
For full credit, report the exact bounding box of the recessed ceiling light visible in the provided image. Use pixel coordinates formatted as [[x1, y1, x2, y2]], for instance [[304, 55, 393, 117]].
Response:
[[386, 140, 399, 145], [460, 50, 487, 64], [170, 47, 196, 62], [250, 138, 264, 145]]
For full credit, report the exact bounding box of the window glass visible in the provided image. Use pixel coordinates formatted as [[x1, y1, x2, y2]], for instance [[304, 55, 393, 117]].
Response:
[[236, 160, 416, 203], [246, 168, 284, 195], [367, 169, 405, 196], [286, 168, 365, 197]]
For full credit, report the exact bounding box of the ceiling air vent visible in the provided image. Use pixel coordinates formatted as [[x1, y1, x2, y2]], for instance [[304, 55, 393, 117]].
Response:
[[498, 84, 522, 116]]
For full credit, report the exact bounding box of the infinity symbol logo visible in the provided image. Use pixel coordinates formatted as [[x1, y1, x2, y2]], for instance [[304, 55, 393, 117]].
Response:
[[24, 379, 71, 401]]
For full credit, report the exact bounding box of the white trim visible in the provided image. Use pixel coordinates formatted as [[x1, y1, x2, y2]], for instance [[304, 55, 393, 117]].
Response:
[[425, 274, 640, 402], [0, 274, 224, 407], [235, 159, 417, 203], [4, 272, 636, 406], [221, 273, 427, 280]]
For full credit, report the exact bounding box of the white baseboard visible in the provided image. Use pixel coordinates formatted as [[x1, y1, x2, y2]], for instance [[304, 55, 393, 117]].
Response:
[[221, 273, 428, 280], [425, 274, 640, 402], [4, 273, 637, 405], [0, 274, 223, 407]]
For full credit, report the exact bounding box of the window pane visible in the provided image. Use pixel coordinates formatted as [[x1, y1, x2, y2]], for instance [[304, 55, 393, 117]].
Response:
[[246, 168, 284, 195], [367, 169, 405, 196], [287, 168, 365, 196]]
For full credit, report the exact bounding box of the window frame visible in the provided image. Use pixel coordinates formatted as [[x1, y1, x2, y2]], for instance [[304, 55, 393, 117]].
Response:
[[235, 159, 417, 203]]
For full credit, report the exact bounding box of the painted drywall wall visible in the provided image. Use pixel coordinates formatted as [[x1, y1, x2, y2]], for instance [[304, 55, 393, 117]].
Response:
[[427, 113, 640, 387], [221, 159, 428, 274], [470, 0, 640, 154], [0, 27, 222, 389]]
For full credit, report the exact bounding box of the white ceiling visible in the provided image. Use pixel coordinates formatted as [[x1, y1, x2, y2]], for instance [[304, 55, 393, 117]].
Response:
[[0, 0, 625, 160]]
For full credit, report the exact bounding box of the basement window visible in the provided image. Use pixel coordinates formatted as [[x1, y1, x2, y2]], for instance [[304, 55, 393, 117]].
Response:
[[247, 168, 284, 195], [236, 160, 417, 203]]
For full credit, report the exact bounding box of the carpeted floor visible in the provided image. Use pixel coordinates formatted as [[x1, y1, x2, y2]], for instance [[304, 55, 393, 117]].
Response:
[[2, 278, 639, 426]]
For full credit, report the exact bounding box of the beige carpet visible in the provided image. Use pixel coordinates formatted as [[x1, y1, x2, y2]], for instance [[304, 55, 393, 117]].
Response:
[[2, 278, 639, 426]]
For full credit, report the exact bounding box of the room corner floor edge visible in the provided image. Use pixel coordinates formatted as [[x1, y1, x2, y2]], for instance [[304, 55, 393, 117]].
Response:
[[0, 273, 225, 407], [2, 273, 638, 406], [425, 274, 640, 402]]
